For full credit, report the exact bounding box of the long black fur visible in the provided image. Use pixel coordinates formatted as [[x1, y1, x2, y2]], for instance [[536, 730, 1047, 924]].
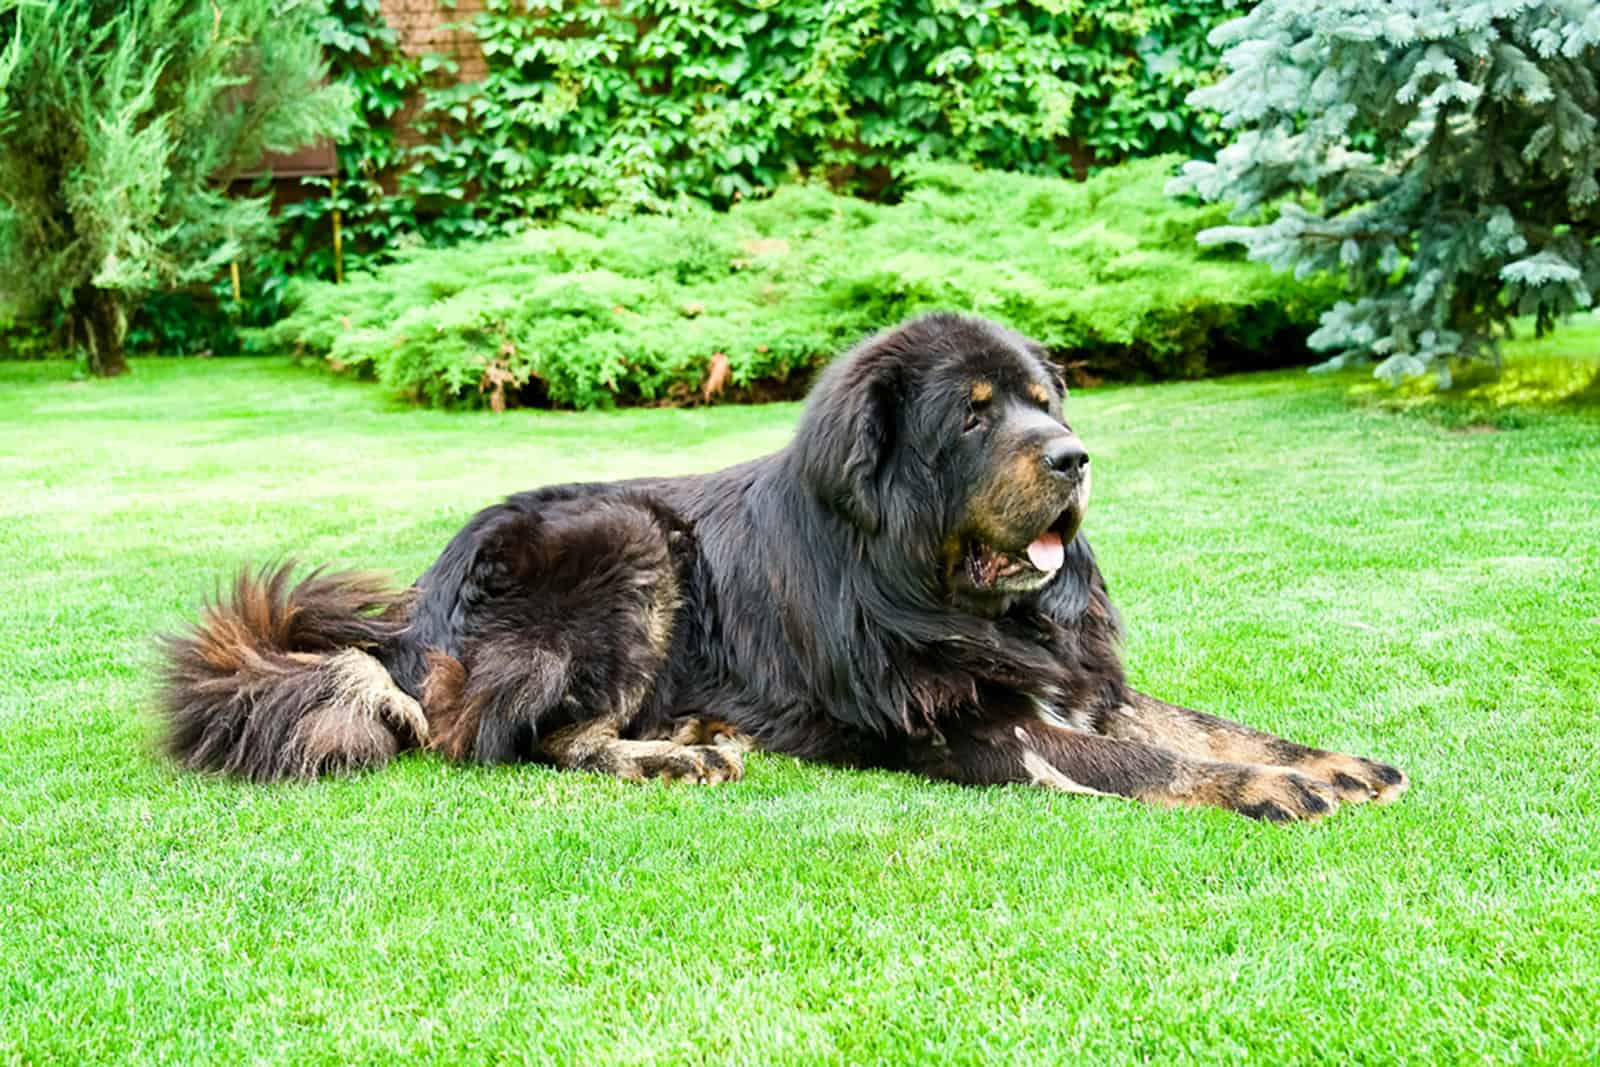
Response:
[[157, 313, 1405, 818], [158, 316, 1125, 775]]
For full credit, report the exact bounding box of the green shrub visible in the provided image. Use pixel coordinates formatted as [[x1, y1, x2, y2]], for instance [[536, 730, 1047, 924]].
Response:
[[253, 156, 1337, 409], [242, 1, 1235, 303], [123, 1, 1240, 356]]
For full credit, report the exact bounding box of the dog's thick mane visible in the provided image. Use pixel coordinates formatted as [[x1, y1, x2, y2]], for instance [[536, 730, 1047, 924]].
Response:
[[624, 317, 1129, 752]]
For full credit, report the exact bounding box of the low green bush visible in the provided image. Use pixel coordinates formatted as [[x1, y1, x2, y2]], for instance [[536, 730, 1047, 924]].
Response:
[[253, 157, 1338, 409]]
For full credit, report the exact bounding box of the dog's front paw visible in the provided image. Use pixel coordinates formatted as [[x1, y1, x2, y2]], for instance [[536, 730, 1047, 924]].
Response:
[[1298, 751, 1408, 805], [1217, 765, 1340, 823], [1158, 761, 1339, 822]]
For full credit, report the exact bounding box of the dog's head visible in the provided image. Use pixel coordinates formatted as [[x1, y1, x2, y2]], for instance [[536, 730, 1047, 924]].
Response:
[[794, 314, 1090, 613]]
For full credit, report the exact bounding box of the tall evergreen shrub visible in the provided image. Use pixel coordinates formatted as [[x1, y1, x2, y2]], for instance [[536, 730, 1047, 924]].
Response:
[[0, 0, 350, 375]]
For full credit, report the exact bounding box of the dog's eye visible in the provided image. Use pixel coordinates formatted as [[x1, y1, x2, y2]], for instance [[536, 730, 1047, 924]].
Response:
[[963, 400, 989, 433]]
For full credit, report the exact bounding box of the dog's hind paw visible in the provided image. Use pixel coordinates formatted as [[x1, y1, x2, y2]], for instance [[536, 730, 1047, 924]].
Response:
[[323, 648, 430, 745], [666, 716, 756, 753], [602, 739, 744, 785]]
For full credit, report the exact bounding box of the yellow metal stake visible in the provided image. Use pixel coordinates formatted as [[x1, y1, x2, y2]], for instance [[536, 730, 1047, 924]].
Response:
[[331, 175, 344, 285]]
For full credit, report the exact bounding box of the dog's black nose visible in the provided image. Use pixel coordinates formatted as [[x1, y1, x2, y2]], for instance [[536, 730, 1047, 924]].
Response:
[[1044, 438, 1090, 474]]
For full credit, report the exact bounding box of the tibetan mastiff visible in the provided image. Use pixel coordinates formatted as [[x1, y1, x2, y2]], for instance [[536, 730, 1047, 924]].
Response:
[[159, 314, 1406, 820]]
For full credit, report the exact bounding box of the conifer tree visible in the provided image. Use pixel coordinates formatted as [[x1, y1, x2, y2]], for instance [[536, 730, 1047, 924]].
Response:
[[0, 1, 350, 375], [1170, 0, 1600, 383]]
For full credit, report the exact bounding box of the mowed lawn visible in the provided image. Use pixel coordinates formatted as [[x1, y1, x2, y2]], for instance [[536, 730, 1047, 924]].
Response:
[[2, 346, 1598, 1065]]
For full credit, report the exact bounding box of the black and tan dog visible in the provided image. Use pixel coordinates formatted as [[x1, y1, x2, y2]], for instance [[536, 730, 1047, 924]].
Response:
[[160, 314, 1406, 821]]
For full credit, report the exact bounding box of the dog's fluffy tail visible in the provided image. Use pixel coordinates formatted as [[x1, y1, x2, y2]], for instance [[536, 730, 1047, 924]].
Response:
[[158, 563, 428, 782]]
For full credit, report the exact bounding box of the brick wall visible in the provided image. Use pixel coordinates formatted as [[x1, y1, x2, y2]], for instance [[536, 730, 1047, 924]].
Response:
[[381, 0, 488, 148], [382, 0, 488, 83], [246, 2, 486, 181]]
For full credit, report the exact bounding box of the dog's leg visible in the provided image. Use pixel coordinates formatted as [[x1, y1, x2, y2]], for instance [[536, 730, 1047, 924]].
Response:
[[424, 644, 744, 783], [909, 719, 1340, 822], [1098, 690, 1407, 805], [419, 497, 742, 784], [428, 638, 571, 764]]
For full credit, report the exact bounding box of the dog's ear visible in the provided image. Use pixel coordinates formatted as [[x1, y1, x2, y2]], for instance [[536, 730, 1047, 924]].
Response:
[[794, 352, 900, 535], [1047, 364, 1068, 400], [1023, 339, 1069, 400]]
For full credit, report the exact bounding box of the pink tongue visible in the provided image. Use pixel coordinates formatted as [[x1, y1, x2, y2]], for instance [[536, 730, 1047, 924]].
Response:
[[1026, 531, 1064, 573]]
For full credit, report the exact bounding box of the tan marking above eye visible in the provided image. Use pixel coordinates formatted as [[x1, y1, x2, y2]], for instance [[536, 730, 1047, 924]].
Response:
[[1026, 383, 1051, 407], [970, 381, 994, 404]]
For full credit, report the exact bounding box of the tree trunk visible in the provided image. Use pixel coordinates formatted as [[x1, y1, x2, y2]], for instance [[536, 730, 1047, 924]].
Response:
[[73, 286, 130, 378]]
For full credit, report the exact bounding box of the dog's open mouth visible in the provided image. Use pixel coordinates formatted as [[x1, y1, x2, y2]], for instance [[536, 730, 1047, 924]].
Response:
[[965, 510, 1077, 590]]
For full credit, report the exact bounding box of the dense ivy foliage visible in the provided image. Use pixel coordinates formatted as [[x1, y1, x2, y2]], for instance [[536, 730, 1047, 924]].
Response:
[[410, 0, 1233, 222], [267, 0, 429, 311], [243, 0, 1237, 297], [253, 157, 1335, 409]]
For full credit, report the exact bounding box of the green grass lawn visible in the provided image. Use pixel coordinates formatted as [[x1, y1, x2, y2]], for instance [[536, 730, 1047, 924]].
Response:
[[3, 345, 1598, 1064]]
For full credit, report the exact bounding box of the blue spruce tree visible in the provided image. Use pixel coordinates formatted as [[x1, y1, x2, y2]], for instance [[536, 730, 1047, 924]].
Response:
[[1170, 0, 1600, 384]]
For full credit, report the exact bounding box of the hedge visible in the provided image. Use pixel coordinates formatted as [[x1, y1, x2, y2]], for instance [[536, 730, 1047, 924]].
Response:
[[251, 156, 1338, 409]]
